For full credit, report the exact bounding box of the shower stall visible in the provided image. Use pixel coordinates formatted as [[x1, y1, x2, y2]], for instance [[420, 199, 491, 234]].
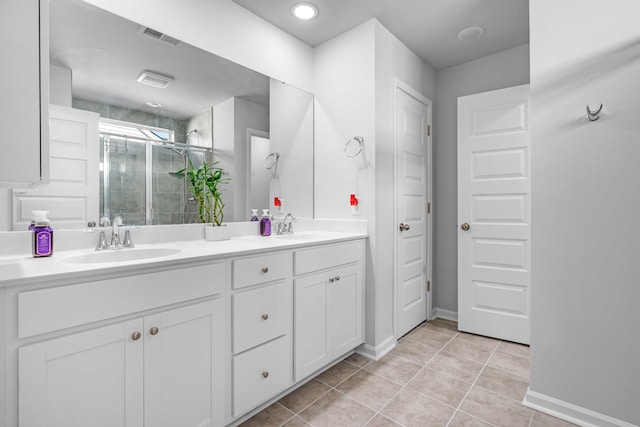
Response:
[[100, 132, 213, 225]]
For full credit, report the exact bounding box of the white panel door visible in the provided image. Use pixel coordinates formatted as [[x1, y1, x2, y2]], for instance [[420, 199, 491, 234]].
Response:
[[19, 320, 144, 427], [458, 84, 531, 344], [396, 85, 432, 337], [144, 299, 224, 427], [12, 104, 99, 230]]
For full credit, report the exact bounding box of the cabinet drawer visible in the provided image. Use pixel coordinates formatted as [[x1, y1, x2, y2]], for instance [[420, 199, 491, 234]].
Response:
[[294, 240, 363, 275], [233, 252, 291, 289], [233, 335, 292, 417], [18, 262, 226, 339], [233, 281, 291, 354]]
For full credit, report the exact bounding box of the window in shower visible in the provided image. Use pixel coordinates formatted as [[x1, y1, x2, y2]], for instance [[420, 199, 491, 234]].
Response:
[[99, 119, 211, 225]]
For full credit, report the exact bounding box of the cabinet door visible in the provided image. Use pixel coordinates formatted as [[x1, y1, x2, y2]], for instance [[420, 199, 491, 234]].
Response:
[[294, 272, 330, 381], [144, 299, 225, 427], [19, 320, 144, 427], [330, 264, 364, 357]]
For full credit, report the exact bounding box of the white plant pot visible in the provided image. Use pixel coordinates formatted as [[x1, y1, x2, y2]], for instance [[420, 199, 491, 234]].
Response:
[[205, 224, 232, 241]]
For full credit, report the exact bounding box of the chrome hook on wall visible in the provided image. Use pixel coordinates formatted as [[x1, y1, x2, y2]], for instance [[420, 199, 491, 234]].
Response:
[[586, 104, 603, 121]]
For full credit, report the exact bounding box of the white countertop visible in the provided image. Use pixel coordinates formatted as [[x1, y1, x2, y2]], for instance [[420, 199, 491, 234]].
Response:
[[0, 221, 367, 287]]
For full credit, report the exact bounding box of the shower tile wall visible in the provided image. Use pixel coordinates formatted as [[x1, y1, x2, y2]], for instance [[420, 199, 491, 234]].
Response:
[[106, 140, 147, 225], [152, 146, 199, 225]]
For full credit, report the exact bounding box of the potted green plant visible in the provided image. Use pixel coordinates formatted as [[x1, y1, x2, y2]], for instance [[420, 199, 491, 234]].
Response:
[[173, 161, 230, 239]]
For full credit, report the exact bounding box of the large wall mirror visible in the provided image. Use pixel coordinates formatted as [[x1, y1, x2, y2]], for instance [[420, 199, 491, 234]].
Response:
[[33, 0, 313, 230]]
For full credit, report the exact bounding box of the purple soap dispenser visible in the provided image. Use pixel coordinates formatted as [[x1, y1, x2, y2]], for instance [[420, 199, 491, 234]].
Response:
[[260, 209, 271, 236]]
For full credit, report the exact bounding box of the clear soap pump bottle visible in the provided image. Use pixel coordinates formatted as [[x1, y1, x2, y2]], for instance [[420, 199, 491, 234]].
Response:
[[250, 209, 259, 222], [260, 209, 271, 236]]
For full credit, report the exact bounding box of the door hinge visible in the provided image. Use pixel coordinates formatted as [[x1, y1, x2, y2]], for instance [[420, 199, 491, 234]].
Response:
[[427, 202, 431, 214], [427, 280, 431, 292], [427, 124, 431, 137]]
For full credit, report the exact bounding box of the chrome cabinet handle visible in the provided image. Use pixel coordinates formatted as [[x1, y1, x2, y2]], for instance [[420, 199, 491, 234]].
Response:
[[131, 332, 142, 341], [262, 371, 269, 378], [335, 276, 340, 281], [329, 278, 335, 283], [461, 223, 470, 231], [261, 267, 269, 273], [149, 327, 159, 336], [261, 313, 269, 320], [399, 223, 410, 231]]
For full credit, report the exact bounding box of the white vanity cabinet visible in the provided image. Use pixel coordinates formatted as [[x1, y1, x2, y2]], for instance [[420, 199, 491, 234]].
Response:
[[0, 0, 49, 188], [230, 252, 293, 417], [15, 262, 227, 427], [293, 240, 365, 381]]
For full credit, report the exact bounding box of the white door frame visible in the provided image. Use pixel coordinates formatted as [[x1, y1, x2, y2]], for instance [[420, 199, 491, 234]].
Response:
[[245, 128, 270, 214], [393, 78, 433, 338]]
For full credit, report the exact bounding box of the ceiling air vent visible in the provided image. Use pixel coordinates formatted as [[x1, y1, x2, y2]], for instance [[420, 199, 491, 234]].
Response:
[[137, 71, 174, 89], [138, 26, 181, 47]]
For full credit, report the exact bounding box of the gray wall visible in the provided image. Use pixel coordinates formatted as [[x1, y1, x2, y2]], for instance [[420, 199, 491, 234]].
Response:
[[432, 44, 530, 314], [528, 0, 640, 424]]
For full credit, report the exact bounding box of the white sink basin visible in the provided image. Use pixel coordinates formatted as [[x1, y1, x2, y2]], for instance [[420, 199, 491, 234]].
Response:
[[64, 248, 181, 264]]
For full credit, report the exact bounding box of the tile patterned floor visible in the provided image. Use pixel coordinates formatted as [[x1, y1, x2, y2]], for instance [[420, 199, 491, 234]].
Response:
[[239, 319, 577, 427]]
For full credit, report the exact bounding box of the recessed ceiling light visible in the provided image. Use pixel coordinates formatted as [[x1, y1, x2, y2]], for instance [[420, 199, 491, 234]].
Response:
[[457, 26, 485, 41], [291, 3, 318, 20], [145, 101, 162, 108]]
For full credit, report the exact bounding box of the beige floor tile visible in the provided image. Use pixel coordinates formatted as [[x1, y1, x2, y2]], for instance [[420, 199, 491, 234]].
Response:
[[365, 414, 403, 426], [239, 402, 294, 427], [282, 415, 312, 426], [337, 369, 402, 411], [279, 379, 331, 414], [530, 410, 579, 427], [421, 321, 459, 337], [475, 365, 529, 401], [391, 338, 440, 365], [456, 332, 501, 349], [430, 318, 459, 332], [380, 388, 455, 427], [405, 327, 453, 348], [460, 386, 532, 427], [427, 351, 484, 382], [298, 390, 375, 427], [345, 353, 372, 368], [407, 367, 472, 407], [444, 337, 495, 364], [448, 411, 493, 427], [364, 354, 423, 386], [497, 341, 530, 359], [487, 351, 530, 380], [315, 361, 360, 387]]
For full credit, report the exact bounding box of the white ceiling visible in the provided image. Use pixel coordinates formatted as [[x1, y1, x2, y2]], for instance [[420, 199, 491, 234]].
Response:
[[231, 0, 529, 70]]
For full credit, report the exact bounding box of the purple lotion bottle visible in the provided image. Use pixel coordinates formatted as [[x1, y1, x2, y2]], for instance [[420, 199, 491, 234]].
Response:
[[260, 209, 271, 236], [32, 210, 54, 257]]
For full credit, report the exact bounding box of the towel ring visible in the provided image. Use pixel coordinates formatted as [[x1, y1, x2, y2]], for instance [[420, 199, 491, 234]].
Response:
[[265, 152, 280, 170], [586, 104, 603, 121], [345, 136, 364, 158]]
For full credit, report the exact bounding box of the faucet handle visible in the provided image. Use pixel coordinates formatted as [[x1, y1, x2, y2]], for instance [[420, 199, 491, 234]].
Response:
[[122, 229, 135, 248], [95, 230, 109, 251]]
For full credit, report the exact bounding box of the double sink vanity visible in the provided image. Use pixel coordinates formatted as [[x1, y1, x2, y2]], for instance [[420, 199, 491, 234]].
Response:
[[0, 221, 367, 426]]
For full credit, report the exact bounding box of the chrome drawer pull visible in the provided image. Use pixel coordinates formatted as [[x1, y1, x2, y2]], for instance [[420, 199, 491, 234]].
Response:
[[261, 267, 269, 273], [150, 327, 159, 336], [262, 371, 269, 378], [131, 331, 142, 341], [335, 276, 340, 281], [261, 313, 269, 321], [329, 278, 335, 283]]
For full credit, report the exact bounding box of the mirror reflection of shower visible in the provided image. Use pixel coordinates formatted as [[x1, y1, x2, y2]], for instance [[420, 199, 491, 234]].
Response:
[[99, 119, 212, 225], [249, 131, 271, 213]]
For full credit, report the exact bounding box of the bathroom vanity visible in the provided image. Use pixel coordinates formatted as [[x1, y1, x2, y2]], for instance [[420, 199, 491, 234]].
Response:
[[0, 224, 366, 427]]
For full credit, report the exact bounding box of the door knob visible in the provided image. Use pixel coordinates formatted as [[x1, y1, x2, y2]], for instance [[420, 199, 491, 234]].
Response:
[[399, 223, 410, 231], [461, 223, 470, 231]]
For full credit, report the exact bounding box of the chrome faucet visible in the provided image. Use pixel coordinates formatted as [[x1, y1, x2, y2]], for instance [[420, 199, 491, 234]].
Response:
[[110, 216, 123, 248], [276, 212, 296, 235]]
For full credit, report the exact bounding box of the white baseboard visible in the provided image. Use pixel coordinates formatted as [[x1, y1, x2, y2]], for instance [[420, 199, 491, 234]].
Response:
[[356, 335, 396, 361], [523, 389, 637, 427], [432, 307, 458, 322]]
